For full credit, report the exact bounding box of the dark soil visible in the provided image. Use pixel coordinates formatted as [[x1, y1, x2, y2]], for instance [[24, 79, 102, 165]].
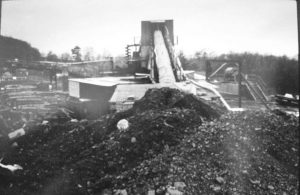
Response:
[[0, 88, 298, 195]]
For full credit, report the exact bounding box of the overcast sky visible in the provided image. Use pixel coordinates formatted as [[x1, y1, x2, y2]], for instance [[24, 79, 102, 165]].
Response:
[[1, 0, 298, 57]]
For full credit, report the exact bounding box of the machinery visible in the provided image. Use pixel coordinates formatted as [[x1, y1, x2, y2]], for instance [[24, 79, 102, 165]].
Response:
[[224, 67, 238, 82], [123, 20, 248, 111], [126, 20, 186, 83], [205, 59, 272, 110], [275, 94, 299, 107]]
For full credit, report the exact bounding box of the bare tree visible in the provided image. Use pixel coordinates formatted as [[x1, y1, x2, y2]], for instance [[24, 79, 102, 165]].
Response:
[[83, 47, 95, 61], [60, 52, 72, 62]]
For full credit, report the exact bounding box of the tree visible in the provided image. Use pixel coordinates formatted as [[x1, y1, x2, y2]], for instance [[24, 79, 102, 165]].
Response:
[[178, 51, 189, 70], [0, 36, 41, 61], [46, 51, 58, 62], [60, 52, 72, 62], [83, 47, 95, 61], [273, 56, 298, 95], [29, 47, 41, 61], [175, 50, 298, 95], [96, 50, 112, 60], [194, 50, 208, 60], [71, 46, 82, 62]]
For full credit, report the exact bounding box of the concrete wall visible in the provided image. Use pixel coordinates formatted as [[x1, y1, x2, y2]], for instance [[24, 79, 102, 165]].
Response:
[[79, 83, 116, 116], [69, 80, 80, 98], [217, 82, 255, 100], [80, 84, 115, 100], [68, 82, 116, 117], [217, 83, 239, 95]]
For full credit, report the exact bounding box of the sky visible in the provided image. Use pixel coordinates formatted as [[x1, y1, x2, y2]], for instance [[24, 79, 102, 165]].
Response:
[[1, 0, 298, 58]]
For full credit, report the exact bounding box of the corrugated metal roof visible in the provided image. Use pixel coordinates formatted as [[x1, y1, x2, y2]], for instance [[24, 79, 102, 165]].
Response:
[[109, 83, 179, 103]]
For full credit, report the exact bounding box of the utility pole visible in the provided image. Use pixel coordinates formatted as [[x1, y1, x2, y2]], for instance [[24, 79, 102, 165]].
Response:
[[238, 61, 242, 108], [297, 0, 299, 62]]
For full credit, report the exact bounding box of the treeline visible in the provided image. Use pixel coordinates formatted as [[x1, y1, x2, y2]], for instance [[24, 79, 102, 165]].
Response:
[[179, 51, 299, 95], [0, 36, 41, 62], [0, 36, 110, 63], [44, 48, 113, 62]]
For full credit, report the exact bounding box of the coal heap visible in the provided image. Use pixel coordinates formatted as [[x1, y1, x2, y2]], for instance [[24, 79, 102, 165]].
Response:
[[0, 88, 298, 195], [116, 111, 298, 194], [132, 88, 224, 119]]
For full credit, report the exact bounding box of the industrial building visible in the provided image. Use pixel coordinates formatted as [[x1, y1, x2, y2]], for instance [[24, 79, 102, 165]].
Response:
[[67, 19, 276, 117]]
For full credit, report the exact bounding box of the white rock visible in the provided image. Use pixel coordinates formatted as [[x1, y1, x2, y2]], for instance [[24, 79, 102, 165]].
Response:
[[284, 93, 293, 98], [131, 137, 137, 143], [41, 120, 49, 125], [117, 119, 129, 131], [8, 128, 25, 140], [166, 187, 183, 195], [70, 119, 78, 123], [0, 159, 23, 173], [147, 190, 155, 195], [174, 182, 186, 191], [211, 185, 221, 192], [216, 176, 225, 184], [267, 185, 274, 190], [114, 189, 127, 195]]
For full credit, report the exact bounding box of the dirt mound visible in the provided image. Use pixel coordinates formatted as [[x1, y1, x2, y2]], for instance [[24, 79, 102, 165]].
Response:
[[132, 87, 225, 119], [112, 111, 299, 194], [106, 87, 223, 134], [73, 108, 202, 193], [0, 87, 214, 194], [0, 107, 202, 194], [0, 88, 298, 195], [133, 87, 184, 111], [173, 94, 223, 119]]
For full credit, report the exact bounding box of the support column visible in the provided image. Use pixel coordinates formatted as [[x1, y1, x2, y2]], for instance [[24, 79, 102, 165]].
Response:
[[238, 62, 242, 108]]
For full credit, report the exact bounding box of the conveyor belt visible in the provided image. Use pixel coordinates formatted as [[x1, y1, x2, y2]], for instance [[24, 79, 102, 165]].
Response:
[[153, 30, 176, 83]]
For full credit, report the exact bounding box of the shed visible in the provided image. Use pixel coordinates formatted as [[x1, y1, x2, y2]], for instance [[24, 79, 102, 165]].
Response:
[[68, 77, 142, 117]]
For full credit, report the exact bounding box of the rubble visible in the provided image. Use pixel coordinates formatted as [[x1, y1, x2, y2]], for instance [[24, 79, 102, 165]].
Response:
[[0, 88, 298, 195]]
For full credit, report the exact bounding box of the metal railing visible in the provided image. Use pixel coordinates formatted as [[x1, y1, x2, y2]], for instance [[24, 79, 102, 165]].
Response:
[[247, 74, 274, 96], [242, 74, 271, 110]]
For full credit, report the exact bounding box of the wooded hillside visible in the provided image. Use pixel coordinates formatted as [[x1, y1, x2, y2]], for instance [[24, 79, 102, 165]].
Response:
[[180, 52, 299, 95], [0, 36, 41, 62]]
